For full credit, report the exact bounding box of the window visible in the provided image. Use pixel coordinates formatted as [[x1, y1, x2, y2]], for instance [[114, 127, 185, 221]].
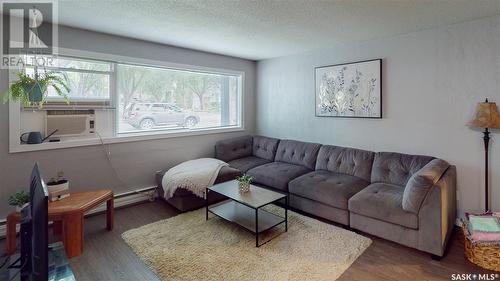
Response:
[[116, 64, 241, 134], [25, 56, 113, 103], [13, 52, 243, 152]]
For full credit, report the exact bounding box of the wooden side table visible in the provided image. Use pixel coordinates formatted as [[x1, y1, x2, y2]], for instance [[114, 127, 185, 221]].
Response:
[[5, 189, 114, 258]]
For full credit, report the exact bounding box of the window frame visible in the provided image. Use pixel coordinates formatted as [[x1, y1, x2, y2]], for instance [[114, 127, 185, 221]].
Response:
[[8, 47, 245, 153], [114, 61, 243, 136]]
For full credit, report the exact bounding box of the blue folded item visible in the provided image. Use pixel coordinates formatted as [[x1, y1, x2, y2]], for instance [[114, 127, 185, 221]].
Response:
[[468, 215, 500, 233]]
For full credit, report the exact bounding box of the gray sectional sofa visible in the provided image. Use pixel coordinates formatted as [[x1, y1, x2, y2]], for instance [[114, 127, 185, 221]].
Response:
[[157, 135, 456, 258]]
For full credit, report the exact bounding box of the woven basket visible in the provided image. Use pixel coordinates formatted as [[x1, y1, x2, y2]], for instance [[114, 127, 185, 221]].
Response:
[[462, 221, 500, 272]]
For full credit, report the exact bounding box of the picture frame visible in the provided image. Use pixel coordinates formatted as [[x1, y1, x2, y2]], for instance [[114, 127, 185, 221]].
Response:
[[315, 59, 382, 118]]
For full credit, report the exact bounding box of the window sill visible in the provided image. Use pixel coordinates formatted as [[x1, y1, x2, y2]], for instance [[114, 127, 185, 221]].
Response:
[[9, 126, 244, 153]]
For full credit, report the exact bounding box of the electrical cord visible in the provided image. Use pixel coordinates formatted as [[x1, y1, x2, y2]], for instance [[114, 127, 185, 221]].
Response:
[[96, 132, 157, 202], [9, 269, 21, 281], [7, 258, 27, 281], [96, 132, 127, 189], [0, 254, 9, 269]]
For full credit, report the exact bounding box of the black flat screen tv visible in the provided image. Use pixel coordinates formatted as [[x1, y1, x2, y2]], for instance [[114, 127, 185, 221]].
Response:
[[19, 163, 49, 281]]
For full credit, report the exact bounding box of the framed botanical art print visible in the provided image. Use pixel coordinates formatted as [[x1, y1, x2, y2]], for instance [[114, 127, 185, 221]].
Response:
[[315, 59, 382, 118]]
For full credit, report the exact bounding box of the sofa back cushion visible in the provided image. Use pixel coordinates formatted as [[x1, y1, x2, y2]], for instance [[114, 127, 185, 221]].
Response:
[[252, 136, 280, 161], [402, 159, 450, 214], [371, 152, 434, 186], [315, 145, 375, 182], [274, 140, 321, 169], [215, 135, 253, 162]]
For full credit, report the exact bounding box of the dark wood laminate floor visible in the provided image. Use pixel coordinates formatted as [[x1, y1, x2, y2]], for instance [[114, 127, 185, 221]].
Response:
[[1, 201, 495, 281]]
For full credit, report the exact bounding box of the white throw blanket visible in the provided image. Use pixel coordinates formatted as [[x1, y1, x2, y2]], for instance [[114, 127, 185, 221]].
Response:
[[162, 158, 228, 200]]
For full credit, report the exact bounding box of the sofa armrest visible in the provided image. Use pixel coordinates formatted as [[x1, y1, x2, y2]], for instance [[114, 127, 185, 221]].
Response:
[[214, 166, 242, 184], [215, 135, 253, 162], [155, 166, 241, 200], [403, 159, 450, 214], [417, 165, 457, 256]]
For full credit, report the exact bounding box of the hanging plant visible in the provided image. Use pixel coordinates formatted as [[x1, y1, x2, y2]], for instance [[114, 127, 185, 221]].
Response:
[[3, 70, 70, 108]]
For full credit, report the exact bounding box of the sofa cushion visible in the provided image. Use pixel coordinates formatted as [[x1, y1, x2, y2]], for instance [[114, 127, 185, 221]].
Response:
[[371, 152, 434, 186], [348, 183, 418, 229], [274, 140, 321, 170], [403, 159, 450, 214], [289, 170, 370, 210], [227, 156, 271, 173], [252, 136, 280, 161], [315, 145, 375, 182], [247, 162, 311, 191], [215, 135, 253, 162]]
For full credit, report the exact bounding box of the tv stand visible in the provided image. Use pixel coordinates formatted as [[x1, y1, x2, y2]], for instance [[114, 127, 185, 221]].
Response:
[[0, 242, 75, 281]]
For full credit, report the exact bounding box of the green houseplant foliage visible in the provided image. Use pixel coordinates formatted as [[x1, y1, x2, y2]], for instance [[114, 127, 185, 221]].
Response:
[[3, 71, 70, 108], [8, 191, 30, 208], [236, 174, 253, 184], [236, 174, 253, 193]]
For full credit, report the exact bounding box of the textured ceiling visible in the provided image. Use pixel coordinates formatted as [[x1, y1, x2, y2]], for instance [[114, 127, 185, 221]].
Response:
[[57, 0, 500, 60]]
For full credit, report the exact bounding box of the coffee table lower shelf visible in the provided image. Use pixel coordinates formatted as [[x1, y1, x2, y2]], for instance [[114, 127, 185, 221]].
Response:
[[208, 201, 286, 247]]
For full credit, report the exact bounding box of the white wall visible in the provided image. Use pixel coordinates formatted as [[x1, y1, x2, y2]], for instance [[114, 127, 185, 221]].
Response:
[[0, 26, 256, 219], [256, 15, 500, 218]]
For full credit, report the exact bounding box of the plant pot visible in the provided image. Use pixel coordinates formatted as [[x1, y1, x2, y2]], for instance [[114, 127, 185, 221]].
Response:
[[238, 182, 250, 193], [21, 83, 45, 103], [15, 203, 29, 212], [47, 179, 69, 192]]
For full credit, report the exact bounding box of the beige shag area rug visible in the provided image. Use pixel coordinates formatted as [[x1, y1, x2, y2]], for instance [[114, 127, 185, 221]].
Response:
[[122, 206, 371, 281]]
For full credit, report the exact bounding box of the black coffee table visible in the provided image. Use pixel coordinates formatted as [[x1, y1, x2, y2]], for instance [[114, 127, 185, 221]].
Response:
[[206, 180, 288, 247]]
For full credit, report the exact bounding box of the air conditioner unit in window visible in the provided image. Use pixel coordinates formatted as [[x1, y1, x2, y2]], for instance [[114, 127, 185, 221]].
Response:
[[45, 110, 96, 137]]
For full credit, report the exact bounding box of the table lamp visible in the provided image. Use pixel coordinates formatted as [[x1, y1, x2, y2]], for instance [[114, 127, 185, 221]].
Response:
[[469, 98, 500, 211]]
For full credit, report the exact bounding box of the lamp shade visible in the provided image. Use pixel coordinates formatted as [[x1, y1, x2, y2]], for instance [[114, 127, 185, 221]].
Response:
[[469, 100, 500, 129]]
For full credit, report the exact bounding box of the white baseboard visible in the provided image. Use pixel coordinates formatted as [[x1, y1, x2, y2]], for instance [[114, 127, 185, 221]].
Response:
[[0, 186, 157, 239]]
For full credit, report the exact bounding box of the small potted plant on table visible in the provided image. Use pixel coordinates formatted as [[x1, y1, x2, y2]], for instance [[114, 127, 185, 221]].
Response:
[[47, 171, 70, 201], [8, 191, 30, 212], [236, 174, 253, 193]]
